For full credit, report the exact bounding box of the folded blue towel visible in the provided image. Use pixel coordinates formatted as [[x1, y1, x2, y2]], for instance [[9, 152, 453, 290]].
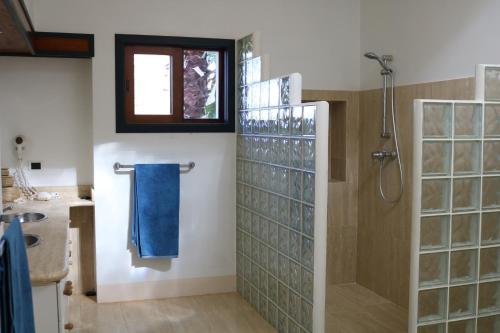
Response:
[[132, 164, 180, 258], [0, 219, 35, 333]]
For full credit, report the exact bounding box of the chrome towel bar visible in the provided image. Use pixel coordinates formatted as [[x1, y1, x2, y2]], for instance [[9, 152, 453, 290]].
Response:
[[113, 162, 195, 174]]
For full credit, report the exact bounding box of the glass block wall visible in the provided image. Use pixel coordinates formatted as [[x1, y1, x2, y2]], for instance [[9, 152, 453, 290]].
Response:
[[411, 66, 500, 333], [236, 34, 328, 333]]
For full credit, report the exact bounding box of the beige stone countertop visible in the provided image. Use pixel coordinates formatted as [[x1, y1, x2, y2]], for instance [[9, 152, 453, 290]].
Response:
[[8, 197, 94, 286]]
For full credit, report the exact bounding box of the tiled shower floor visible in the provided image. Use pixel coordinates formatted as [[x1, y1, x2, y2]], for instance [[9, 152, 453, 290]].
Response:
[[326, 283, 408, 333]]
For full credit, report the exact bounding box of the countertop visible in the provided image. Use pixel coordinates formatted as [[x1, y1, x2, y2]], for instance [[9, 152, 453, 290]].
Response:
[[8, 197, 94, 286]]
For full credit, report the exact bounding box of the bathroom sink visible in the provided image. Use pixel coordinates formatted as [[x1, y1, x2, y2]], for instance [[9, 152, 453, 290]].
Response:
[[0, 212, 47, 223], [24, 234, 41, 248]]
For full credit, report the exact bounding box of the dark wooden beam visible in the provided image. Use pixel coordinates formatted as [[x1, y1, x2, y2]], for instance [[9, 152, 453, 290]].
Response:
[[0, 0, 34, 54], [32, 32, 94, 58], [0, 0, 94, 58], [0, 32, 95, 58]]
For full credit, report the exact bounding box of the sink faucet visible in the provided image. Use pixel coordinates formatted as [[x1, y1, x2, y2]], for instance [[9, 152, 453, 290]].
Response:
[[2, 205, 13, 213]]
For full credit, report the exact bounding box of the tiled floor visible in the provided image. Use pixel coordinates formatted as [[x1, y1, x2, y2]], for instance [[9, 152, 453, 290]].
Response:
[[326, 283, 408, 333], [69, 283, 408, 333], [70, 292, 276, 333]]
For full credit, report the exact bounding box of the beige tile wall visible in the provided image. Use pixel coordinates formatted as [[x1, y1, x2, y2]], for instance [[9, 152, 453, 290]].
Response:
[[357, 77, 476, 308], [304, 78, 476, 309], [302, 90, 359, 285]]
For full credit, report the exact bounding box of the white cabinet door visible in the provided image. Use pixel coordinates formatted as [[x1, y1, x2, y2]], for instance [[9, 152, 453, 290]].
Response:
[[58, 280, 70, 332], [32, 284, 59, 333]]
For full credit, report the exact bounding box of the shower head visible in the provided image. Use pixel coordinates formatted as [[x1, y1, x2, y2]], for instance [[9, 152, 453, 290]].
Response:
[[364, 52, 380, 60], [364, 52, 393, 73]]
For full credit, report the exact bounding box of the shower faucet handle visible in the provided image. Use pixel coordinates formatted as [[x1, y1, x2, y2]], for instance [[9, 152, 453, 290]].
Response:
[[371, 150, 397, 161]]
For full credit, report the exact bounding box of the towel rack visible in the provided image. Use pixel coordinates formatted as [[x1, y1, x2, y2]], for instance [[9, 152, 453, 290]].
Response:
[[113, 162, 196, 174]]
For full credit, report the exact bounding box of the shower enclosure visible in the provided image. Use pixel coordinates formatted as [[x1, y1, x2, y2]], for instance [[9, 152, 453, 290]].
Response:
[[236, 33, 500, 333]]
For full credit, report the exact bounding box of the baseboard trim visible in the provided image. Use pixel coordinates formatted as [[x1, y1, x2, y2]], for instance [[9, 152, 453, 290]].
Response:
[[97, 275, 236, 303]]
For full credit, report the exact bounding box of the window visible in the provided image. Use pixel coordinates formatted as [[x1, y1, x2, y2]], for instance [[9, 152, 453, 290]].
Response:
[[115, 34, 235, 133]]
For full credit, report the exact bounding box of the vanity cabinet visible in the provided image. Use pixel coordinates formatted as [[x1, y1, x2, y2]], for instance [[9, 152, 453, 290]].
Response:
[[32, 279, 72, 333]]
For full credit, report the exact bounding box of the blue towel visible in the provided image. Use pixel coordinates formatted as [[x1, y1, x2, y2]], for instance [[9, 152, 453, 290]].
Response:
[[133, 164, 180, 258], [0, 219, 35, 333]]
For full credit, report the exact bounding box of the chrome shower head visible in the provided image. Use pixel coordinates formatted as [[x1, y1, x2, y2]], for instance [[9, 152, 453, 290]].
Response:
[[364, 52, 393, 73], [364, 52, 380, 60]]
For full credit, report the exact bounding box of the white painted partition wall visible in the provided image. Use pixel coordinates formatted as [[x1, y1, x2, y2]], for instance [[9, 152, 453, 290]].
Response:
[[410, 65, 500, 333]]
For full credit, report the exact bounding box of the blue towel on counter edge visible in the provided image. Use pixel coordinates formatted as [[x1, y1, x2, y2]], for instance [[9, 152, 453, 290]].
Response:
[[0, 219, 35, 333], [133, 164, 180, 258]]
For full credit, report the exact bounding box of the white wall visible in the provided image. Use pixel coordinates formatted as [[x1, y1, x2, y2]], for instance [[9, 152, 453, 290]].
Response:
[[34, 0, 361, 91], [23, 0, 35, 22], [32, 0, 361, 302], [0, 57, 93, 187], [26, 0, 500, 305], [361, 0, 500, 89]]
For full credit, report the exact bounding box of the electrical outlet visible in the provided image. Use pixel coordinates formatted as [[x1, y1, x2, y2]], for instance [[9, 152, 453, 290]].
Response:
[[30, 162, 42, 170]]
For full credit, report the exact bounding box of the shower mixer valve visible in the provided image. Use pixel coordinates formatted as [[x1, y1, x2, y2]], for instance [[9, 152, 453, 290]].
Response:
[[371, 150, 397, 161]]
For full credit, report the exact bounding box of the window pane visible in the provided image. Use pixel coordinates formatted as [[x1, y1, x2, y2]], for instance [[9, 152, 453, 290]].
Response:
[[183, 50, 219, 119], [134, 54, 172, 115]]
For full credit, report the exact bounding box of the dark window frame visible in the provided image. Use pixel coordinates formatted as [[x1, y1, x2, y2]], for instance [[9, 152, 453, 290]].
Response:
[[115, 34, 235, 133]]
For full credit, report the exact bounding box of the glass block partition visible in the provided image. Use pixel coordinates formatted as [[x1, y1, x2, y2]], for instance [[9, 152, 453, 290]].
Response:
[[236, 35, 329, 333], [476, 65, 500, 102], [411, 100, 500, 333]]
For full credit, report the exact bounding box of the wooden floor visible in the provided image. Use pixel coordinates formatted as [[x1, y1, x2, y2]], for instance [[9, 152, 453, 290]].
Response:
[[326, 283, 408, 333], [70, 292, 276, 333]]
